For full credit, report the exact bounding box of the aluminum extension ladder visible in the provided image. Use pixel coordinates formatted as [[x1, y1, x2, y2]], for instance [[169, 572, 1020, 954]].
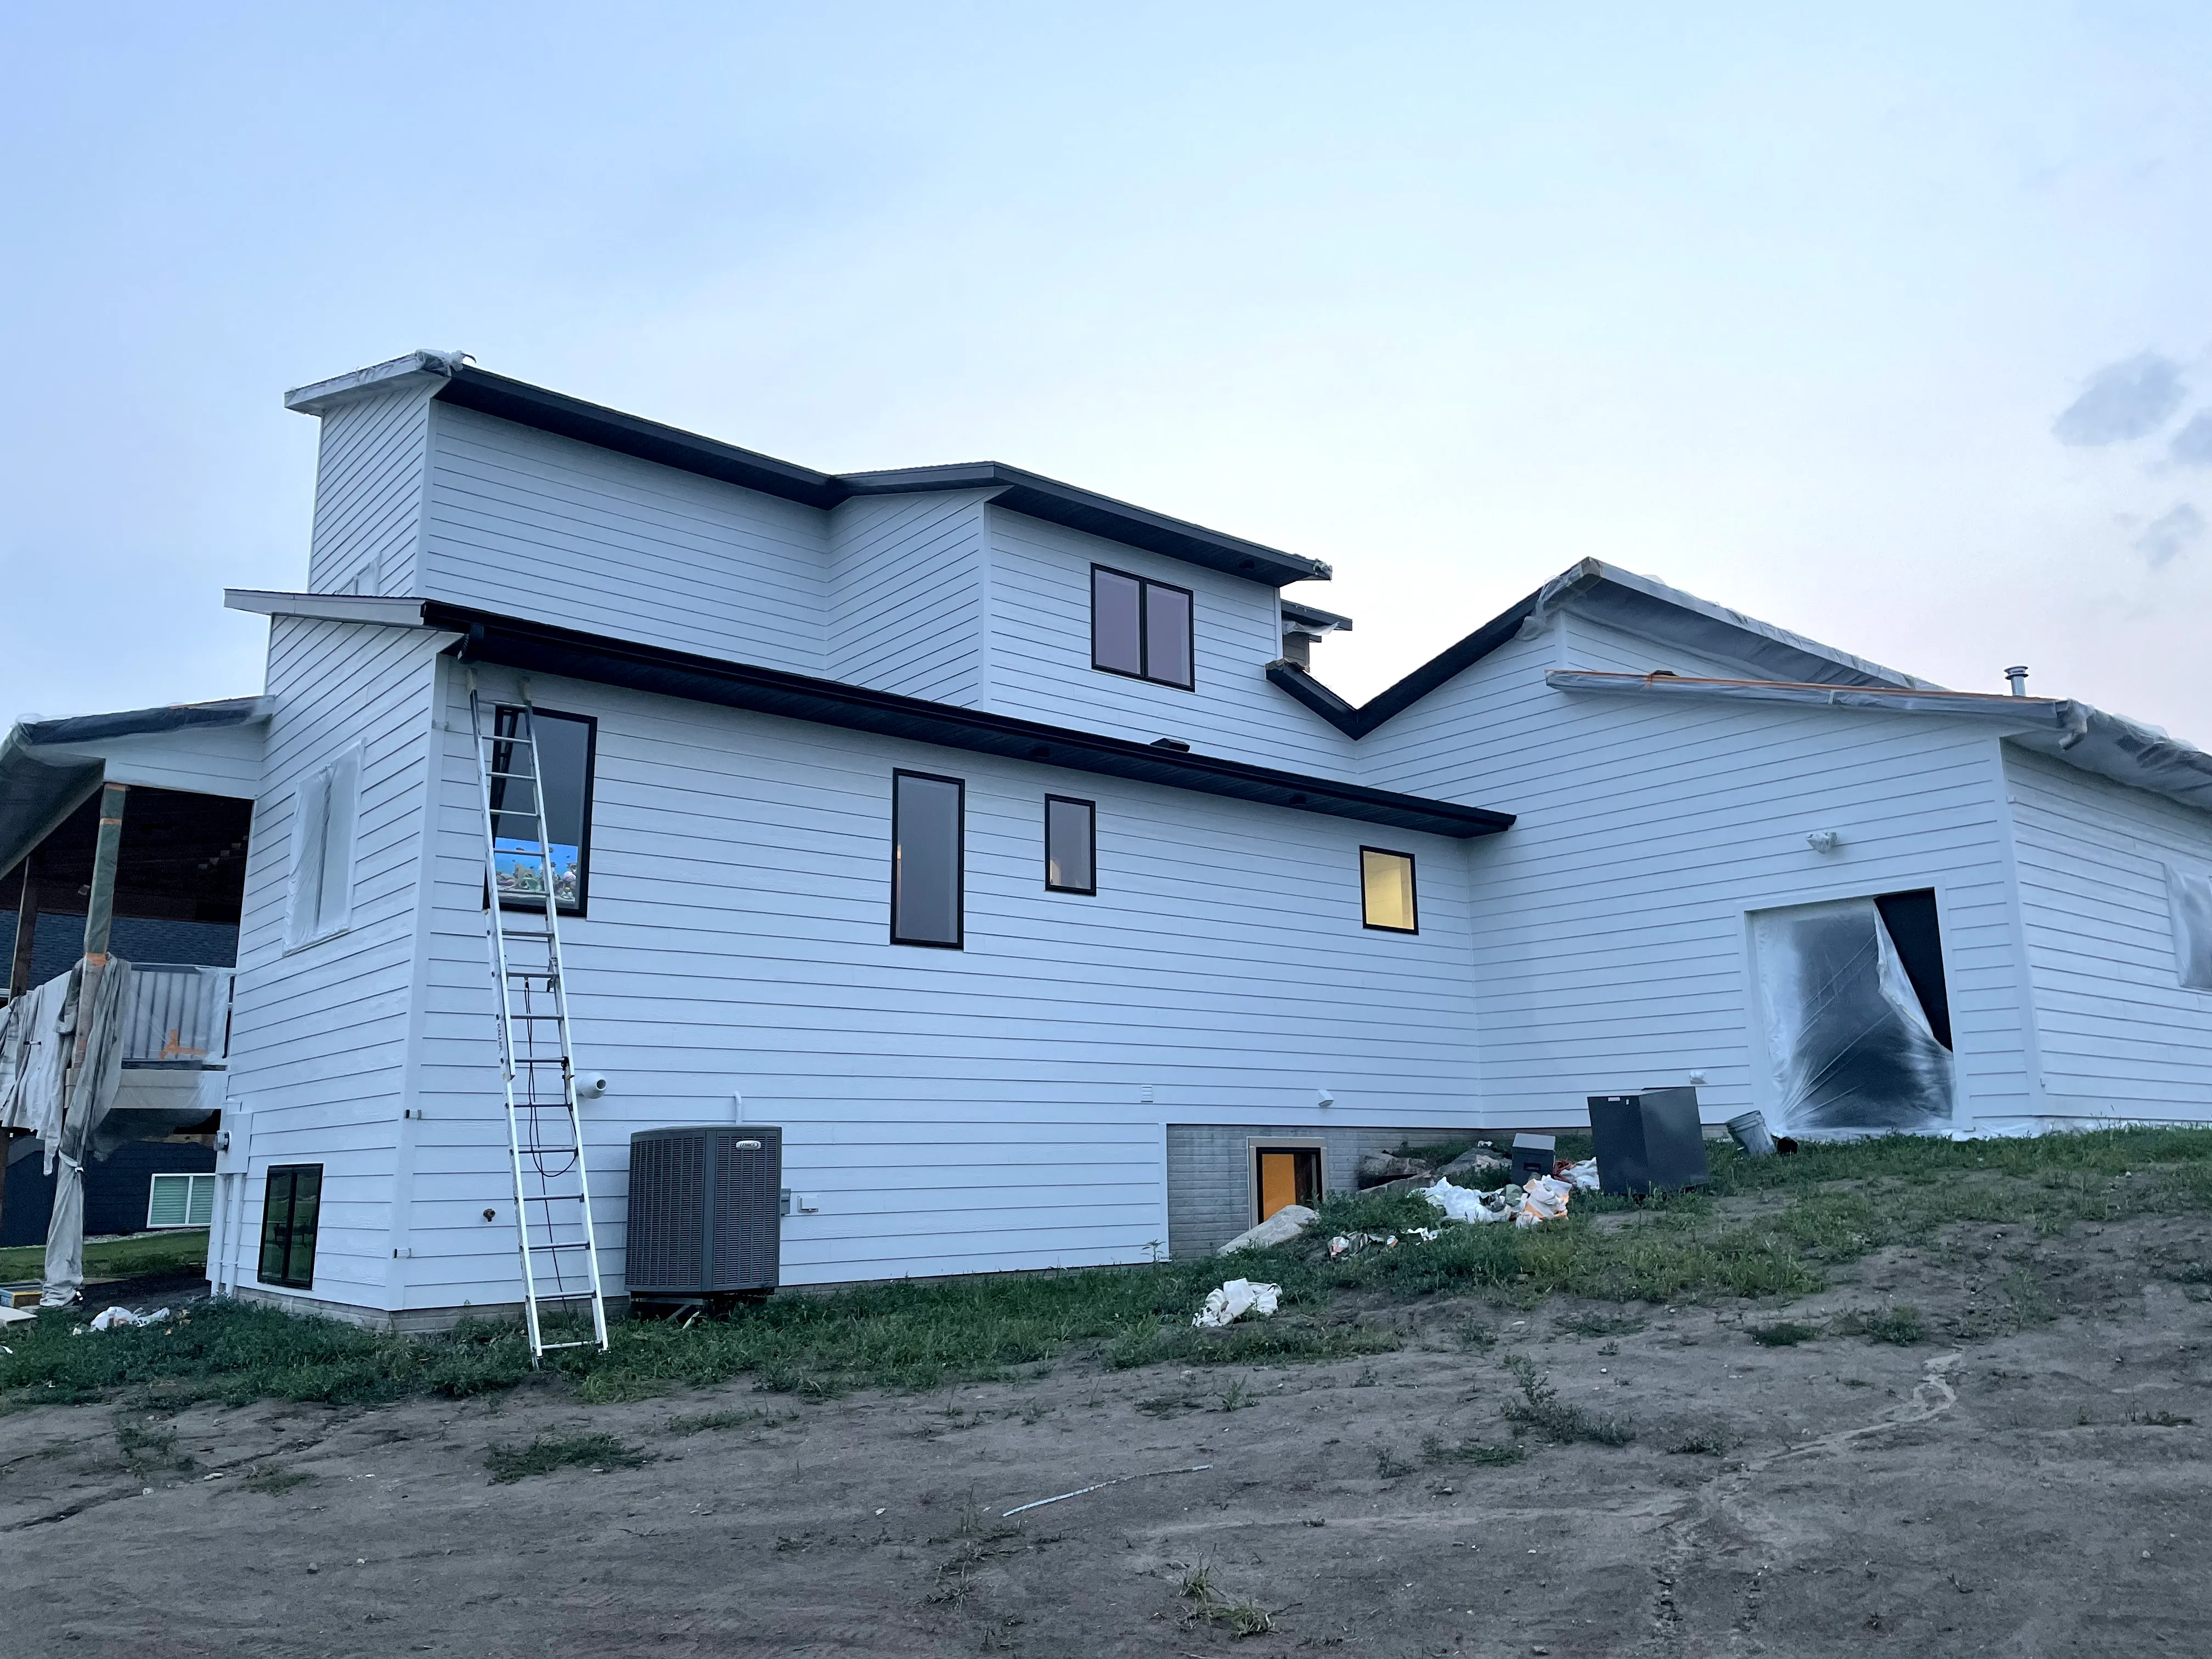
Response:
[[467, 684, 610, 1361]]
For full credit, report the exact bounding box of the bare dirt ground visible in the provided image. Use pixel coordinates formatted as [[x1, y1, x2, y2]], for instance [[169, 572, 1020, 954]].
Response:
[[5, 1218, 2210, 1657]]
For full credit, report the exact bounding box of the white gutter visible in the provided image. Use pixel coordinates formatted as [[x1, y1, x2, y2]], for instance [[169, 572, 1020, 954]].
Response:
[[223, 590, 433, 628], [1547, 670, 2212, 815]]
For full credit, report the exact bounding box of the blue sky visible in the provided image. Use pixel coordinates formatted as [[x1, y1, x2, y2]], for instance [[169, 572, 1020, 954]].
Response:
[[4, 3, 2209, 738]]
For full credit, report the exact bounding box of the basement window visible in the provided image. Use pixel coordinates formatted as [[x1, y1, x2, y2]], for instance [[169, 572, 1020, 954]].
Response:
[[892, 771, 964, 947], [1092, 566, 1194, 690], [1045, 795, 1096, 894], [491, 706, 596, 915], [146, 1172, 215, 1229], [284, 748, 360, 949], [257, 1164, 323, 1290], [1360, 848, 1418, 933], [1254, 1144, 1322, 1224]]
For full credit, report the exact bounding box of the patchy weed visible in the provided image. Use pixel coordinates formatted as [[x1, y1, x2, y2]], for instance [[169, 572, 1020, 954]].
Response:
[[1669, 1426, 1733, 1456], [484, 1432, 652, 1483], [1749, 1321, 1820, 1347], [1500, 1354, 1635, 1446], [1555, 1311, 1646, 1340]]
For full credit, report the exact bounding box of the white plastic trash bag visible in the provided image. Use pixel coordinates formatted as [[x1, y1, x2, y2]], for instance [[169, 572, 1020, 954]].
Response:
[[1193, 1278, 1280, 1328], [1515, 1176, 1573, 1227], [87, 1306, 170, 1331], [1418, 1178, 1512, 1225], [1559, 1159, 1601, 1192]]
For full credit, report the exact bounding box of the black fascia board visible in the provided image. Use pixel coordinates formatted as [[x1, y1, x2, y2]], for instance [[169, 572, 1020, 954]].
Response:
[[427, 603, 1510, 840], [431, 370, 1328, 589], [1266, 586, 1545, 739], [840, 463, 1328, 588], [436, 367, 848, 509]]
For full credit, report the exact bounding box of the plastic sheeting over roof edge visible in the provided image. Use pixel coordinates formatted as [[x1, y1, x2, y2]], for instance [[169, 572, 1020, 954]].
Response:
[[1266, 560, 1933, 743], [281, 351, 1330, 588], [0, 698, 272, 878], [1548, 670, 2212, 816]]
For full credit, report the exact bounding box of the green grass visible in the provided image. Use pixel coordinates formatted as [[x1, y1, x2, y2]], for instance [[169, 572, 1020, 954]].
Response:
[[4, 1127, 2210, 1416], [0, 1229, 209, 1285], [484, 1431, 652, 1483]]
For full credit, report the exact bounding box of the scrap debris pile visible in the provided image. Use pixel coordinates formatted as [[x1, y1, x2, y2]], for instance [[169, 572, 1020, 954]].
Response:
[[1196, 1141, 1609, 1323]]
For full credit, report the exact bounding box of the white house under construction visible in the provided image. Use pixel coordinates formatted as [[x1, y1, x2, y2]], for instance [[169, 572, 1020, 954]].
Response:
[[4, 349, 2210, 1334]]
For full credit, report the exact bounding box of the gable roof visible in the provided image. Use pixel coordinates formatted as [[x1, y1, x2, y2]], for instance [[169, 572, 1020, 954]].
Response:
[[1268, 557, 1934, 738], [285, 352, 1330, 589]]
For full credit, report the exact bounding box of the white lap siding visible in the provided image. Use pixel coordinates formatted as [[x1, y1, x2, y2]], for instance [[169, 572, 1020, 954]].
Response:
[[223, 618, 448, 1314], [421, 404, 831, 673], [400, 666, 1477, 1300], [305, 383, 433, 596], [2001, 747, 2212, 1122], [1356, 615, 2032, 1130], [826, 492, 991, 704], [983, 509, 1358, 773]]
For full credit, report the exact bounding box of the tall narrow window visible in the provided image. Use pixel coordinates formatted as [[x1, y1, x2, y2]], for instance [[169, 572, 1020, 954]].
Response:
[[257, 1164, 323, 1289], [284, 747, 360, 949], [1360, 847, 1418, 933], [1092, 565, 1195, 689], [892, 771, 964, 947], [491, 707, 596, 915], [1045, 795, 1096, 894]]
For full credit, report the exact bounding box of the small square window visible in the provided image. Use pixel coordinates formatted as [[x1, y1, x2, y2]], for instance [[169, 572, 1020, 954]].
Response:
[[1092, 565, 1195, 690], [1361, 847, 1418, 933], [147, 1172, 215, 1229], [258, 1164, 323, 1290], [1045, 796, 1096, 894]]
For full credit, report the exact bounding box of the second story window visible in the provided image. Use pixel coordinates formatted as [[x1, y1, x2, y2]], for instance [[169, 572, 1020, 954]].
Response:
[[491, 707, 596, 916], [1361, 847, 1418, 933], [1045, 795, 1096, 894], [1092, 566, 1194, 690]]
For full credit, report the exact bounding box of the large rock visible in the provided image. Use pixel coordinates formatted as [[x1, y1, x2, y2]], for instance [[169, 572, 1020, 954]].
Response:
[[1357, 1152, 1435, 1186], [1217, 1204, 1318, 1255], [1439, 1147, 1509, 1177]]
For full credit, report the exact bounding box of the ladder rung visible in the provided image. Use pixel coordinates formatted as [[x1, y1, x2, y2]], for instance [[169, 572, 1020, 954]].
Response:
[[487, 770, 541, 782]]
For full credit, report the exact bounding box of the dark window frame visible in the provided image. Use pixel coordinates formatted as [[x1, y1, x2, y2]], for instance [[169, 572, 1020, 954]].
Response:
[[1043, 794, 1098, 895], [1090, 563, 1196, 691], [489, 704, 599, 918], [257, 1163, 324, 1290], [890, 769, 966, 949], [1359, 845, 1420, 934]]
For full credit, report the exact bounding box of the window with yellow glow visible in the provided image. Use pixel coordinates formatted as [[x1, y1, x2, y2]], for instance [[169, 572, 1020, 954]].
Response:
[[1360, 847, 1418, 933]]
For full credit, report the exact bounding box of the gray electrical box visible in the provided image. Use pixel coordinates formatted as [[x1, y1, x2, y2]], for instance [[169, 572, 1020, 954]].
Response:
[[1585, 1088, 1709, 1195], [626, 1126, 782, 1299]]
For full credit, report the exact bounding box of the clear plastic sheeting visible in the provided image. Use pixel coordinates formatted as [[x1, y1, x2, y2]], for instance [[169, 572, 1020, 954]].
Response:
[[2169, 866, 2212, 991], [1752, 898, 1953, 1137]]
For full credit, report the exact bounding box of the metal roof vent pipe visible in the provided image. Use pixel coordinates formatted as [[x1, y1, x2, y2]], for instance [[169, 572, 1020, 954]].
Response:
[[2005, 665, 2029, 697]]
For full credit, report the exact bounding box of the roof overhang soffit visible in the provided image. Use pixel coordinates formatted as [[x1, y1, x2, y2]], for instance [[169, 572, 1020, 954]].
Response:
[[431, 605, 1507, 839]]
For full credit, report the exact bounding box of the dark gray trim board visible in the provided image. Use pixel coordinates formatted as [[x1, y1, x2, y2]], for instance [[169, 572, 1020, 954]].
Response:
[[433, 604, 1511, 840]]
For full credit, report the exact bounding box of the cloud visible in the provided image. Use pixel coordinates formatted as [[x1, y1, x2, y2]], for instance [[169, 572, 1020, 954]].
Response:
[[2053, 352, 2187, 446], [2135, 503, 2204, 569], [2171, 410, 2212, 468]]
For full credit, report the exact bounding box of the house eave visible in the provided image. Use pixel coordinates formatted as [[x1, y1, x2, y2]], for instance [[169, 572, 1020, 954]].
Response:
[[424, 602, 1508, 839], [284, 356, 1329, 588]]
